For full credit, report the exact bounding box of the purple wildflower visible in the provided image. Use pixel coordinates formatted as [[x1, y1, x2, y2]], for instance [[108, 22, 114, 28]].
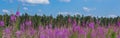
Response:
[[27, 28, 36, 36], [25, 20, 32, 26], [16, 31, 22, 35], [16, 11, 20, 16], [46, 26, 49, 29], [113, 27, 118, 32], [48, 24, 52, 29], [40, 34, 46, 38], [118, 33, 120, 38], [68, 17, 71, 23], [91, 30, 97, 38], [78, 28, 86, 35], [62, 29, 70, 38], [117, 21, 120, 27], [89, 22, 94, 29], [45, 29, 53, 38], [38, 26, 44, 31], [16, 31, 22, 38], [72, 25, 80, 32], [10, 15, 16, 22], [97, 27, 106, 38], [96, 20, 100, 25], [4, 28, 11, 34], [20, 23, 25, 31], [3, 28, 11, 38], [0, 21, 4, 27], [72, 19, 77, 26], [97, 27, 104, 34]]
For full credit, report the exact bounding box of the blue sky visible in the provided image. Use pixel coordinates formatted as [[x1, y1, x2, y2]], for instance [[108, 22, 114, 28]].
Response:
[[0, 0, 120, 17]]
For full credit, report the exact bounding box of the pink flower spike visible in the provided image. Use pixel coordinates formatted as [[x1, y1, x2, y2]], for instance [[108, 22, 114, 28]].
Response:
[[0, 21, 4, 27], [16, 11, 20, 16]]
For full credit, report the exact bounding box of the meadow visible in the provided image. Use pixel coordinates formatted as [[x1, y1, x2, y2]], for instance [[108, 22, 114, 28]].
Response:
[[0, 11, 120, 38]]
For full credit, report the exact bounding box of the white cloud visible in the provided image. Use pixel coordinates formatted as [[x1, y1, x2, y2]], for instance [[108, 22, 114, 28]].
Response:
[[74, 12, 81, 15], [58, 12, 69, 15], [58, 11, 81, 16], [2, 9, 10, 13], [59, 0, 71, 2], [37, 9, 43, 15], [82, 7, 96, 12], [23, 7, 28, 10], [22, 3, 37, 6], [19, 0, 50, 4], [83, 7, 91, 12], [108, 14, 117, 18]]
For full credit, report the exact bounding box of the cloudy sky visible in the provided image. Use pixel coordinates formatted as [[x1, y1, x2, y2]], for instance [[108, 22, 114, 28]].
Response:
[[0, 0, 120, 17]]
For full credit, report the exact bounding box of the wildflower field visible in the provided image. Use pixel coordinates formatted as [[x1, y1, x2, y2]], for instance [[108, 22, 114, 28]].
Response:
[[0, 12, 120, 38]]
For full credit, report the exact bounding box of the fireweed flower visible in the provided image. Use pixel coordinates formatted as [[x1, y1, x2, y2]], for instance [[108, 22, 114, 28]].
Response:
[[15, 31, 22, 38], [89, 22, 94, 29], [118, 33, 120, 38], [4, 28, 11, 34], [3, 28, 11, 38], [62, 28, 70, 38], [117, 21, 120, 27], [16, 11, 20, 16], [27, 28, 36, 36], [45, 26, 49, 29], [54, 28, 70, 38], [55, 28, 61, 37], [48, 24, 52, 29], [96, 20, 100, 25], [40, 34, 46, 38], [72, 19, 77, 26], [25, 20, 32, 26], [10, 15, 16, 22], [78, 28, 86, 35], [38, 26, 44, 31], [72, 19, 77, 32], [97, 27, 104, 34], [72, 25, 80, 32], [60, 29, 70, 38], [91, 30, 97, 38], [45, 29, 54, 38], [20, 23, 25, 31], [55, 30, 64, 38], [0, 21, 4, 27], [97, 27, 106, 38], [68, 17, 71, 23], [113, 27, 118, 32]]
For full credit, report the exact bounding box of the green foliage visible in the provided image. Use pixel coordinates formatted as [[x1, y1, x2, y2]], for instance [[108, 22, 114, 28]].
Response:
[[70, 32, 78, 38], [110, 32, 116, 38], [0, 30, 2, 38], [86, 29, 92, 38], [0, 14, 120, 27]]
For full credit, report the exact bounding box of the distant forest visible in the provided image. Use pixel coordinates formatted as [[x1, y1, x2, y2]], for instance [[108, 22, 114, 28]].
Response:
[[0, 13, 120, 28]]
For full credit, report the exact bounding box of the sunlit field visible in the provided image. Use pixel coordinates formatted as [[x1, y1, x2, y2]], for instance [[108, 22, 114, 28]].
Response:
[[0, 0, 120, 38], [0, 11, 120, 38]]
